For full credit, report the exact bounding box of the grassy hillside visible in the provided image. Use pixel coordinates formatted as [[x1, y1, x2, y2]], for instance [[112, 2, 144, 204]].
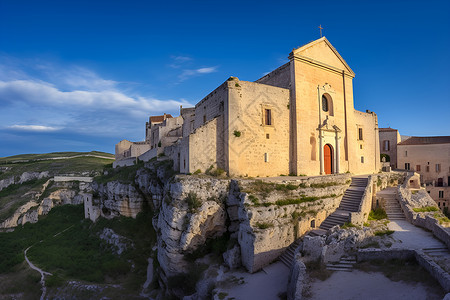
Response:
[[0, 205, 156, 298], [0, 151, 114, 180]]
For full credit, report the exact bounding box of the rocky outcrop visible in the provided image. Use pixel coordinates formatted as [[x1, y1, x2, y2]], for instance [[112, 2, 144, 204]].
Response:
[[94, 181, 144, 218], [0, 176, 15, 192], [99, 228, 133, 255], [287, 258, 306, 300], [0, 180, 92, 229]]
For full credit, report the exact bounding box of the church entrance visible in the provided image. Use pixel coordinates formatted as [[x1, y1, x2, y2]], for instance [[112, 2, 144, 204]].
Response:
[[324, 144, 333, 174]]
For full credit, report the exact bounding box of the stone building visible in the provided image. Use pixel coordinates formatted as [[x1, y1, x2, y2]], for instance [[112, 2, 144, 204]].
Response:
[[379, 127, 401, 169], [397, 136, 450, 209], [115, 37, 381, 176]]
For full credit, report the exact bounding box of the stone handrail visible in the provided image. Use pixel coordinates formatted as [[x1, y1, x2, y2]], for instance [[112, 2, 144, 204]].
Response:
[[349, 176, 373, 225]]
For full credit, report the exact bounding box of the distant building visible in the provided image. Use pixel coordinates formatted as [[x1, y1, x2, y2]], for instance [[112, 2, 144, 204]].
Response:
[[379, 128, 401, 168], [397, 136, 450, 209], [115, 37, 381, 177]]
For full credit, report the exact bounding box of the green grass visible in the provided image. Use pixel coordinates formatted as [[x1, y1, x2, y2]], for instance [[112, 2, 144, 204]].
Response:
[[374, 230, 395, 236], [255, 222, 273, 229], [0, 154, 113, 180], [0, 178, 48, 222], [368, 207, 388, 220], [0, 204, 156, 290], [413, 206, 439, 212], [433, 213, 450, 224], [341, 222, 358, 229], [309, 182, 340, 188], [186, 191, 202, 212]]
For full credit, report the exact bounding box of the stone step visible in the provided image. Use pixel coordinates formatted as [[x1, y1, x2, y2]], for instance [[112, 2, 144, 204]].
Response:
[[309, 229, 327, 236]]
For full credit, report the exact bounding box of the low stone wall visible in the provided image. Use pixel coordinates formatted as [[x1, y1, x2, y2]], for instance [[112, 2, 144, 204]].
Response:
[[350, 176, 373, 226], [139, 147, 161, 162], [54, 176, 93, 183], [113, 157, 136, 168], [397, 172, 450, 249], [415, 250, 450, 293], [357, 248, 450, 292], [356, 248, 415, 262]]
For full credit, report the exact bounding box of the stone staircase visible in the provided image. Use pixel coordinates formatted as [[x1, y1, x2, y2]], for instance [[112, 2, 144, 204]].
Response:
[[326, 255, 357, 272], [280, 176, 369, 266], [309, 176, 368, 236], [378, 187, 405, 220], [279, 239, 302, 267], [423, 246, 450, 260]]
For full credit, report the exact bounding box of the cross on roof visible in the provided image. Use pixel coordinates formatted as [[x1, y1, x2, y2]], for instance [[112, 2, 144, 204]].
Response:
[[319, 25, 323, 37]]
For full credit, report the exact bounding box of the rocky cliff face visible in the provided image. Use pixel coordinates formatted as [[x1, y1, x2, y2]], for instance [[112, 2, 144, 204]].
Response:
[[88, 160, 354, 296], [0, 179, 91, 229], [0, 171, 49, 192]]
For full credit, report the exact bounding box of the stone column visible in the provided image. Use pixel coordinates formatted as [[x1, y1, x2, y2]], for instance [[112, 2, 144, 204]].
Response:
[[335, 132, 340, 174], [319, 130, 324, 175]]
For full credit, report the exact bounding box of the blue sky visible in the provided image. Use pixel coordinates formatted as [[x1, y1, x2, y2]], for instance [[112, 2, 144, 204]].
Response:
[[0, 0, 449, 157]]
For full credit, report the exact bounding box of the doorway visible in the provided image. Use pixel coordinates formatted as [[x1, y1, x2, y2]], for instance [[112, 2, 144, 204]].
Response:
[[324, 144, 333, 175]]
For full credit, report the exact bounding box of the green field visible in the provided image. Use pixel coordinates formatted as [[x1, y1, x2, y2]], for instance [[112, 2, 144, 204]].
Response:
[[0, 151, 114, 180], [0, 205, 156, 296]]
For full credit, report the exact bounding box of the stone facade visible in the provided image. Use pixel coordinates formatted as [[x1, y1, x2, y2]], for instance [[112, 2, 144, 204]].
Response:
[[379, 127, 401, 168], [397, 136, 450, 210], [116, 37, 381, 177]]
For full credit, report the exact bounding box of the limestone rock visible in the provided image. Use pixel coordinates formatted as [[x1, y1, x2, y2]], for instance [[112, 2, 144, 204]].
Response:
[[223, 244, 241, 269], [180, 201, 226, 251], [302, 236, 326, 263], [99, 228, 133, 255], [0, 176, 15, 192], [287, 258, 306, 300], [18, 171, 49, 184]]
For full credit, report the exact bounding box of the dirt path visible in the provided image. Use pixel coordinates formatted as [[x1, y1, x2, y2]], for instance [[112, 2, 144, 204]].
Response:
[[24, 225, 73, 300], [24, 245, 52, 300]]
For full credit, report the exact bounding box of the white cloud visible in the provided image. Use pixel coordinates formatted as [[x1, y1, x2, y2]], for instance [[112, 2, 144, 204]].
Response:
[[7, 125, 62, 132], [178, 66, 218, 81]]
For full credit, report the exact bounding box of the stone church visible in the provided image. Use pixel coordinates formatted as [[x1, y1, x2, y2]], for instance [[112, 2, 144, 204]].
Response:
[[115, 37, 380, 177]]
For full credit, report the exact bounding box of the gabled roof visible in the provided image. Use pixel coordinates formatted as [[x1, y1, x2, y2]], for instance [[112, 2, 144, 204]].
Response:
[[379, 127, 398, 132], [150, 114, 173, 123], [398, 136, 450, 145], [291, 37, 355, 76]]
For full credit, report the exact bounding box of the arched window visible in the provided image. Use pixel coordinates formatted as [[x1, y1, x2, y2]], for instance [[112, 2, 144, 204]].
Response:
[[322, 95, 328, 112]]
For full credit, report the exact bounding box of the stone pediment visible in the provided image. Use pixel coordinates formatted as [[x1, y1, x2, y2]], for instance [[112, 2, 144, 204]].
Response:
[[290, 37, 355, 76]]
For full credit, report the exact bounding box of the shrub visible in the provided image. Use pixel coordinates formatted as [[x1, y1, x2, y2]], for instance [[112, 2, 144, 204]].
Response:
[[233, 130, 241, 137], [368, 207, 388, 220], [255, 222, 273, 229], [374, 230, 395, 236], [309, 182, 339, 188], [186, 192, 201, 212], [193, 169, 201, 175], [341, 222, 357, 229], [413, 206, 439, 212]]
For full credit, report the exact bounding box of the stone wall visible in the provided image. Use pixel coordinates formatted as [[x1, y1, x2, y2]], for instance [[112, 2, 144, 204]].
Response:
[[351, 110, 381, 175], [54, 176, 93, 182], [227, 79, 290, 177], [255, 62, 291, 89], [398, 172, 450, 249], [379, 129, 401, 168], [237, 173, 351, 272]]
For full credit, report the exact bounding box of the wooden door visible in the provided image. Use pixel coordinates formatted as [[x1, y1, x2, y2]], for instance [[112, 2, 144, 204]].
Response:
[[324, 144, 333, 175]]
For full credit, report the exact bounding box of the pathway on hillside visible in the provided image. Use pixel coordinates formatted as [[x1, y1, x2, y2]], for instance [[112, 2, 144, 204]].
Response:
[[6, 154, 114, 164], [24, 225, 73, 300], [24, 245, 52, 300]]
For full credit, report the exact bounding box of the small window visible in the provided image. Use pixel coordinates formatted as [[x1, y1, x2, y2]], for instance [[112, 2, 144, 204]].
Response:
[[416, 165, 421, 172], [361, 156, 364, 163], [360, 144, 363, 149], [436, 164, 441, 172], [405, 150, 407, 157], [444, 202, 446, 207], [438, 202, 441, 207], [265, 109, 272, 125], [322, 95, 328, 112], [358, 128, 363, 140], [266, 134, 270, 139], [203, 115, 206, 124], [405, 163, 410, 170], [426, 166, 430, 172], [264, 153, 269, 162], [383, 140, 390, 151], [427, 191, 431, 194], [439, 191, 444, 199]]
